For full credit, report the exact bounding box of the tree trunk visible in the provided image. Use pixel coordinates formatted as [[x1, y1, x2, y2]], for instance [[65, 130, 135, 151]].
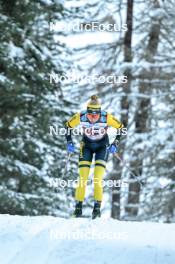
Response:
[[111, 0, 134, 219], [125, 0, 162, 218]]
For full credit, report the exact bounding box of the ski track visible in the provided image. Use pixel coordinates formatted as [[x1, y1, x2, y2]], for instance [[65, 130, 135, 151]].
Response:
[[0, 215, 174, 264]]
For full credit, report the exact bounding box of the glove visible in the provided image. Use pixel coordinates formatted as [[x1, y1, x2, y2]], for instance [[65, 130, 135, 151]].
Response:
[[67, 142, 75, 153], [107, 140, 119, 154]]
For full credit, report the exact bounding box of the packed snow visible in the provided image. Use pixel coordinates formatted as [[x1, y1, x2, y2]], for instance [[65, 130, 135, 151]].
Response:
[[0, 215, 174, 264]]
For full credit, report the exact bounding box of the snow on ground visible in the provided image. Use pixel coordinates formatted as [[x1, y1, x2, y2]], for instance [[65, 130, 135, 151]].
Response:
[[0, 214, 175, 264]]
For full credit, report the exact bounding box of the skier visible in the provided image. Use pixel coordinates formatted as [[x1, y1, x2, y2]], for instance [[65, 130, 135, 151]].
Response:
[[65, 95, 124, 219]]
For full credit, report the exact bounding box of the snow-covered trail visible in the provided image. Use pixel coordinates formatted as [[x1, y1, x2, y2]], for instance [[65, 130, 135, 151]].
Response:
[[0, 215, 174, 264]]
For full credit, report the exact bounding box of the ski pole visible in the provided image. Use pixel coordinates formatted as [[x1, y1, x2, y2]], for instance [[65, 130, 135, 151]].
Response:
[[114, 152, 144, 188]]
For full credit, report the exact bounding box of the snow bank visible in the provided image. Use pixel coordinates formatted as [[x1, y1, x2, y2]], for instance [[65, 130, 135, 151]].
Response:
[[0, 215, 174, 264]]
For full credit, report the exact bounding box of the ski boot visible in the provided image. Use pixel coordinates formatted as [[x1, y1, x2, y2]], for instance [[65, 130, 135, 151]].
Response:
[[92, 201, 101, 219], [73, 201, 82, 218]]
